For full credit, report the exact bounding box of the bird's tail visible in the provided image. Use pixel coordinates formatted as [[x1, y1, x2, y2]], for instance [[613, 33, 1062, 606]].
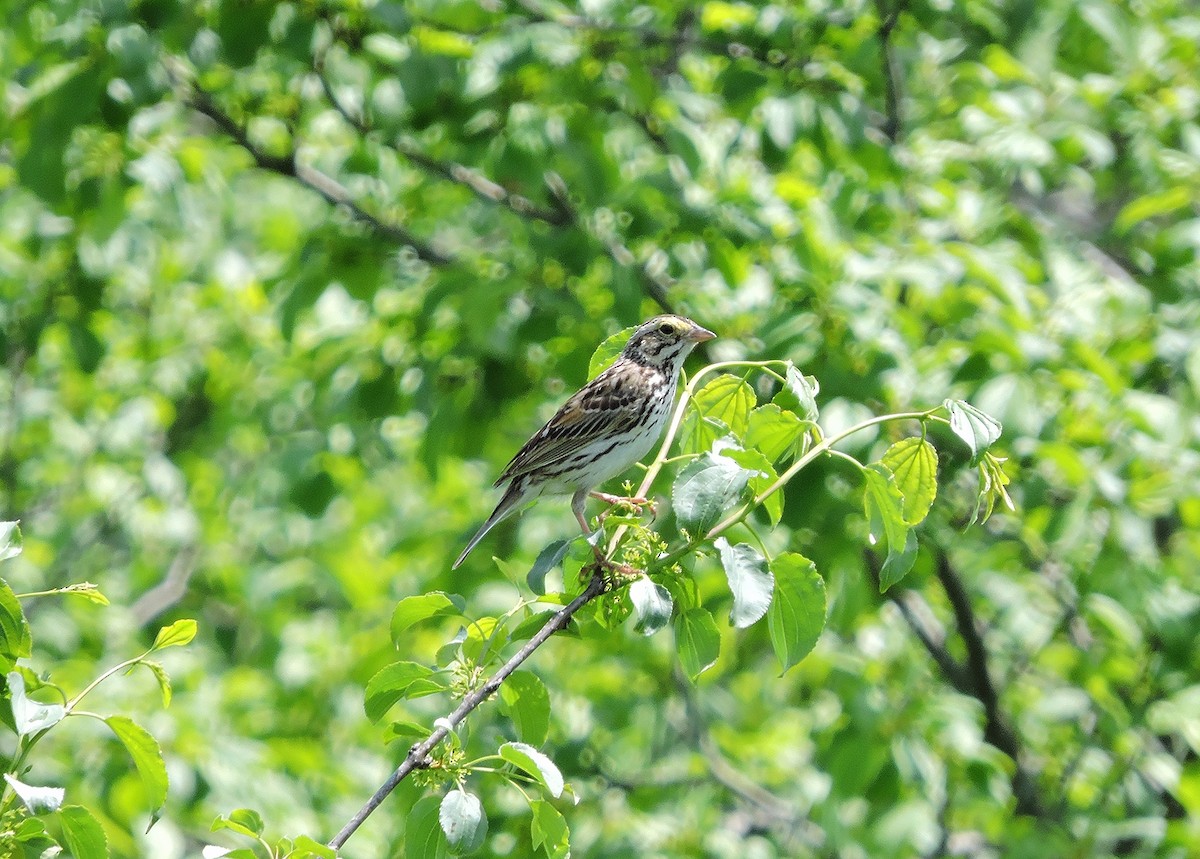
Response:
[[452, 480, 529, 569]]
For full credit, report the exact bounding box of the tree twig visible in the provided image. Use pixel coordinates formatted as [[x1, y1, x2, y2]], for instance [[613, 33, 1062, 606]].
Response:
[[313, 56, 571, 226], [327, 568, 608, 850], [181, 81, 452, 266], [875, 0, 906, 143], [869, 549, 1047, 818]]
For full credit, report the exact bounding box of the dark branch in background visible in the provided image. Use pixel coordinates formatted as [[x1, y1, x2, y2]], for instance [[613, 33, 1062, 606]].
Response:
[[542, 175, 679, 317], [313, 54, 571, 226], [177, 76, 453, 266], [869, 549, 1046, 818], [328, 570, 609, 851], [875, 0, 906, 143], [672, 667, 821, 848]]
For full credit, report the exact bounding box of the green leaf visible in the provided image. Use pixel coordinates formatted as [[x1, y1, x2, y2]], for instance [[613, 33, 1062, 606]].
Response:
[[143, 661, 172, 708], [745, 404, 806, 462], [944, 399, 1002, 464], [973, 452, 1015, 524], [499, 670, 550, 746], [720, 446, 783, 525], [509, 609, 579, 643], [530, 800, 570, 859], [292, 835, 337, 859], [8, 671, 65, 736], [105, 716, 168, 817], [1114, 186, 1192, 233], [440, 789, 488, 854], [880, 437, 939, 525], [0, 578, 33, 664], [588, 325, 636, 379], [365, 661, 438, 722], [692, 375, 755, 437], [671, 451, 753, 536], [385, 720, 433, 745], [675, 608, 720, 681], [152, 618, 197, 650], [3, 774, 63, 814], [526, 541, 570, 595], [774, 364, 819, 421], [767, 553, 826, 673], [499, 742, 564, 798], [864, 464, 918, 591], [392, 592, 467, 645], [679, 408, 731, 455], [0, 522, 21, 562], [211, 809, 264, 839], [629, 576, 673, 636], [715, 538, 774, 628], [406, 795, 450, 859], [59, 805, 108, 859]]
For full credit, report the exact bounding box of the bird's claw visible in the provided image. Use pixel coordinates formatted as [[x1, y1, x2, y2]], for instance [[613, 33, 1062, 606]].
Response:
[[591, 491, 659, 520]]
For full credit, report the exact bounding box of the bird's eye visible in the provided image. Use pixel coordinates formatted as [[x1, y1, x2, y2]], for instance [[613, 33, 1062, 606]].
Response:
[[658, 322, 673, 334]]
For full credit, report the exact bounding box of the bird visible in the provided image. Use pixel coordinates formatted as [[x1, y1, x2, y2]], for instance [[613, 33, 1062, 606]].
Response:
[[452, 315, 716, 569]]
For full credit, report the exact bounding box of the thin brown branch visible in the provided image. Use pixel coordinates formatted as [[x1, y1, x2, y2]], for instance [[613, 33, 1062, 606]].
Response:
[[182, 82, 452, 266], [327, 569, 608, 851]]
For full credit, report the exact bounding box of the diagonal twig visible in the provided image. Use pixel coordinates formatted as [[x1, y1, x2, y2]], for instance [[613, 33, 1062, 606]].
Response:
[[181, 80, 452, 266]]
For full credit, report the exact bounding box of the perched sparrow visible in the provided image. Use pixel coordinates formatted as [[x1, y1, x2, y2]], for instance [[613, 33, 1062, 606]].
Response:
[[453, 315, 715, 569]]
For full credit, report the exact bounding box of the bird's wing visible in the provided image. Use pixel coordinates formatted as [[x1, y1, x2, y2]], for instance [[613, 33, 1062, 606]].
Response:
[[495, 361, 651, 485]]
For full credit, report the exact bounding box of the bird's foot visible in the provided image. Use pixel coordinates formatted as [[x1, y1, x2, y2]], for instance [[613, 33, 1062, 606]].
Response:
[[590, 491, 658, 519]]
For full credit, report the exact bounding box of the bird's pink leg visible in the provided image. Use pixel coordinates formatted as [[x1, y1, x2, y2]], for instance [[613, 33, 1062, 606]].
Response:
[[590, 490, 658, 517]]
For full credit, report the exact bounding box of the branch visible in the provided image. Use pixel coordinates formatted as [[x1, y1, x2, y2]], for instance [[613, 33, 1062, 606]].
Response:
[[327, 569, 608, 851], [932, 551, 1046, 818], [181, 81, 452, 266], [542, 174, 677, 315], [875, 0, 905, 143], [314, 56, 572, 226], [868, 549, 1046, 818]]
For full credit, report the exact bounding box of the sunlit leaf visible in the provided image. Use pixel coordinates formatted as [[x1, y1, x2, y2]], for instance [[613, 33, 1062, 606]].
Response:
[[864, 464, 917, 591], [365, 661, 439, 722], [692, 374, 755, 437], [745, 404, 806, 462], [672, 451, 753, 535], [392, 592, 467, 645], [0, 578, 32, 665], [499, 742, 564, 798], [588, 326, 636, 379], [715, 538, 773, 628], [530, 800, 570, 859], [499, 670, 550, 746], [406, 795, 450, 859], [3, 774, 63, 814], [767, 553, 826, 673], [629, 576, 673, 636], [152, 618, 197, 650], [675, 608, 720, 680], [526, 540, 570, 595], [105, 716, 168, 816], [880, 437, 939, 525], [944, 399, 1002, 464], [440, 789, 488, 854], [8, 671, 64, 736], [59, 805, 109, 859], [0, 522, 21, 562], [774, 364, 819, 421]]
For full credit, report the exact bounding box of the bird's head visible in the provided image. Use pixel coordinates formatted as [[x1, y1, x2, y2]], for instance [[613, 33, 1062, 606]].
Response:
[[622, 315, 715, 370]]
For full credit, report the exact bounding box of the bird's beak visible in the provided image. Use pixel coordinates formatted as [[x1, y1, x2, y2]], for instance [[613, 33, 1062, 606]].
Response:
[[687, 324, 716, 343]]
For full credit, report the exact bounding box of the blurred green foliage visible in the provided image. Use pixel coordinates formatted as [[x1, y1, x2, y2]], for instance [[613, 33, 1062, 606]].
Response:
[[2, 0, 1199, 856]]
